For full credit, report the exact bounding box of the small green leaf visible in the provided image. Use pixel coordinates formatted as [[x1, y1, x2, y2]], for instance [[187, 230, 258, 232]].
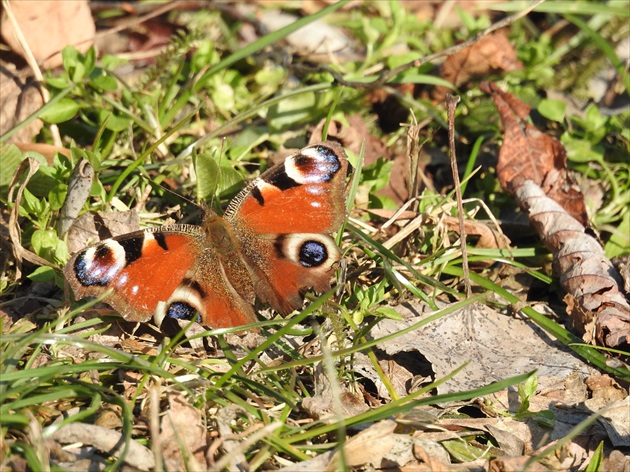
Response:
[[538, 99, 566, 122], [195, 151, 244, 201], [532, 410, 555, 428], [442, 439, 486, 462], [0, 145, 22, 189], [83, 47, 97, 77], [27, 266, 56, 283], [585, 441, 605, 472], [211, 83, 235, 110], [46, 76, 70, 89], [98, 110, 131, 132], [62, 46, 79, 75], [268, 92, 317, 131], [386, 52, 422, 69], [31, 229, 57, 255], [254, 67, 286, 90], [561, 134, 605, 164], [39, 99, 79, 124], [89, 74, 118, 92], [30, 229, 68, 264], [20, 188, 45, 215], [375, 307, 403, 320]]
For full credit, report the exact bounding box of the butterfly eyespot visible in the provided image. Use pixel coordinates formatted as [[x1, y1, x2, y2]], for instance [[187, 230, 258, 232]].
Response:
[[298, 240, 328, 267], [166, 301, 201, 323], [73, 241, 127, 287]]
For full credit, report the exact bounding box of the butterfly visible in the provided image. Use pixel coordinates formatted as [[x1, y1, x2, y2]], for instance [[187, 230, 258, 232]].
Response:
[[63, 141, 351, 329]]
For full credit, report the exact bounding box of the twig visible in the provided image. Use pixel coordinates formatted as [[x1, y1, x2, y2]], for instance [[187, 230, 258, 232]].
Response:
[[446, 94, 471, 297]]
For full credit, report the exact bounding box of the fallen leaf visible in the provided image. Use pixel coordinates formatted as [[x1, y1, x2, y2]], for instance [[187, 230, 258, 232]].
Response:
[[66, 210, 139, 255], [302, 362, 370, 420], [159, 393, 208, 470], [481, 81, 587, 226], [325, 420, 397, 471], [433, 30, 522, 102], [368, 303, 595, 395], [258, 10, 357, 62], [482, 82, 630, 348], [517, 180, 630, 348], [2, 1, 95, 69], [0, 67, 44, 144]]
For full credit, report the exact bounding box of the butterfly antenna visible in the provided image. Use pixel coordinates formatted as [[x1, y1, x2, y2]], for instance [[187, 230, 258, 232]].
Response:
[[136, 173, 202, 221]]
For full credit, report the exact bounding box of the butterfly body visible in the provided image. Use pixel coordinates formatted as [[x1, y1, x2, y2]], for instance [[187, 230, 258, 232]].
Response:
[[64, 142, 350, 329]]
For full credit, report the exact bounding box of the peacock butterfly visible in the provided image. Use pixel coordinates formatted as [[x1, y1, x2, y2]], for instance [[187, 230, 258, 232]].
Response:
[[63, 141, 351, 329]]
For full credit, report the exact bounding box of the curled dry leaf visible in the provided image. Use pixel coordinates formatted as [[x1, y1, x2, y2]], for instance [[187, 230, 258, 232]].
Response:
[[516, 180, 630, 348], [482, 82, 630, 348], [444, 218, 509, 250], [7, 157, 54, 279], [58, 159, 94, 237], [51, 423, 154, 471]]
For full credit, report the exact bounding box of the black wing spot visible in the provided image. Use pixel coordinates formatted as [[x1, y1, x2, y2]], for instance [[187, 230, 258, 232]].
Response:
[[274, 235, 286, 258], [184, 278, 207, 299], [299, 240, 328, 268], [118, 237, 144, 264], [154, 232, 169, 251], [269, 172, 300, 191], [251, 185, 265, 206], [166, 301, 201, 323]]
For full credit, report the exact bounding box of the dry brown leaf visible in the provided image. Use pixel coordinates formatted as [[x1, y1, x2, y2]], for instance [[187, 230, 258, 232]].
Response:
[[413, 439, 452, 471], [442, 216, 511, 251], [488, 456, 548, 472], [516, 180, 630, 348], [159, 393, 208, 470], [593, 396, 630, 447], [0, 68, 44, 143], [433, 30, 522, 102], [65, 210, 139, 255], [302, 362, 370, 420], [2, 1, 95, 69], [602, 449, 630, 472], [325, 420, 397, 471], [368, 303, 595, 395], [277, 451, 336, 472], [481, 81, 588, 226]]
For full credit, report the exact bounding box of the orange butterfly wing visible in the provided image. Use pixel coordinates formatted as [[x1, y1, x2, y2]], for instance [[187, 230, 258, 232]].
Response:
[[226, 141, 350, 313]]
